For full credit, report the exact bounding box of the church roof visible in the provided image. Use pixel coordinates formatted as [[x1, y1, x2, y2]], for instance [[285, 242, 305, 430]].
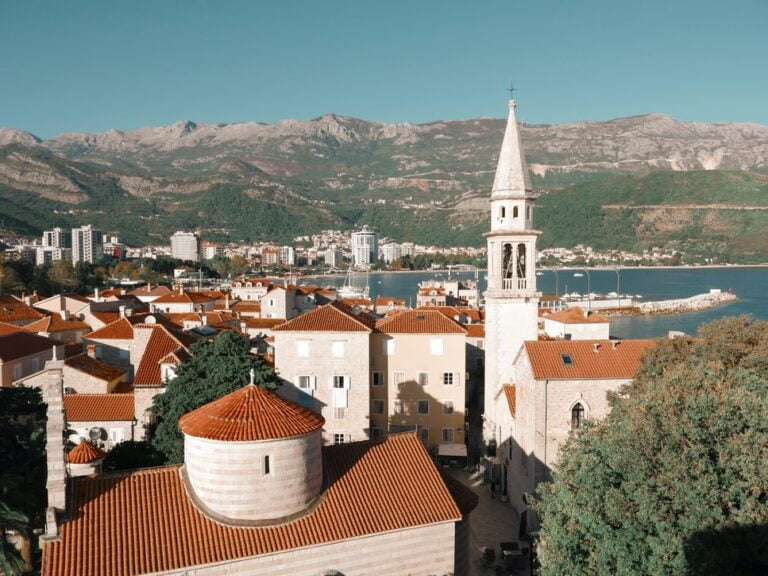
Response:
[[66, 442, 105, 464], [179, 384, 325, 441], [491, 99, 532, 197], [525, 339, 656, 380], [43, 434, 473, 575]]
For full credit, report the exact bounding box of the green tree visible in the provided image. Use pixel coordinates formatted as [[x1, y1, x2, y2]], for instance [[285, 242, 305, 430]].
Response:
[[535, 316, 768, 576], [101, 440, 165, 472], [0, 387, 46, 575], [229, 254, 248, 278], [150, 331, 281, 464]]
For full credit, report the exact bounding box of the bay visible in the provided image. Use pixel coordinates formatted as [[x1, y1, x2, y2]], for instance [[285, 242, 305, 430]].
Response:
[[312, 267, 768, 339]]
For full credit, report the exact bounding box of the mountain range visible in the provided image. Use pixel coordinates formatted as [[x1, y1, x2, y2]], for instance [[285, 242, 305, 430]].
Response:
[[1, 112, 768, 260]]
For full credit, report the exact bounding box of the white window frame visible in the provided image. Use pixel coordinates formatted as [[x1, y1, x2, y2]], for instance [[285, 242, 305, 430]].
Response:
[[331, 340, 346, 358], [394, 399, 404, 415], [333, 433, 350, 445], [373, 399, 385, 415], [417, 371, 429, 386], [372, 371, 385, 387], [333, 407, 346, 419], [296, 340, 310, 358], [443, 400, 454, 415], [442, 427, 454, 443], [296, 375, 315, 390], [430, 338, 444, 356], [393, 371, 406, 387], [442, 372, 459, 386], [333, 375, 350, 389]]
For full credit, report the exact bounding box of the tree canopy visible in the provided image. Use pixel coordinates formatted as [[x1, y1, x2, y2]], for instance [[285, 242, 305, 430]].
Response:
[[150, 330, 281, 464], [535, 316, 768, 576]]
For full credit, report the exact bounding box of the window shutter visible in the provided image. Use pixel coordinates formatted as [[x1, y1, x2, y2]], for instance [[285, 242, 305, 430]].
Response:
[[311, 376, 317, 390], [455, 372, 461, 386], [344, 375, 351, 389]]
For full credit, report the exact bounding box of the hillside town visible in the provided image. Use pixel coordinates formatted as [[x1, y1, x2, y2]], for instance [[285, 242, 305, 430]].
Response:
[[0, 96, 757, 576]]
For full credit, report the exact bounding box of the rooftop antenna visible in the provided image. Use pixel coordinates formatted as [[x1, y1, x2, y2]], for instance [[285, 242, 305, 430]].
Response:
[[507, 81, 517, 101]]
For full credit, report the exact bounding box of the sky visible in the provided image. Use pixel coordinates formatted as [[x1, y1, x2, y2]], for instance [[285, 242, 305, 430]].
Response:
[[1, 0, 766, 138]]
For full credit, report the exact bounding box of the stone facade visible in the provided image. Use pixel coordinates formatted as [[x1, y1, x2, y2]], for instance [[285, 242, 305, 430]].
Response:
[[68, 419, 136, 449], [275, 330, 371, 444], [159, 521, 460, 576], [134, 386, 164, 441]]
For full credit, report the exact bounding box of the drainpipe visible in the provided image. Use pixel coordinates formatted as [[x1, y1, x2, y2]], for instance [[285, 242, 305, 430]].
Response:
[[543, 379, 549, 470]]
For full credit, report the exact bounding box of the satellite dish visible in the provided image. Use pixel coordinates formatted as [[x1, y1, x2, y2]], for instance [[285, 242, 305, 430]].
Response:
[[89, 427, 101, 442], [144, 315, 157, 324]]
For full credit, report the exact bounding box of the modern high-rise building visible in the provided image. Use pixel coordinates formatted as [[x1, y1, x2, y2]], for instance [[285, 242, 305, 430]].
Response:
[[43, 227, 71, 249], [279, 246, 296, 266], [170, 231, 200, 262], [324, 247, 343, 269], [350, 226, 378, 268], [71, 225, 104, 264], [381, 243, 403, 264]]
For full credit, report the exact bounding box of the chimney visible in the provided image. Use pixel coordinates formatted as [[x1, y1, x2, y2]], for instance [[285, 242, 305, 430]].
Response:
[[59, 310, 70, 321], [119, 305, 126, 318], [120, 289, 126, 296], [201, 314, 208, 326], [225, 293, 230, 310], [611, 340, 619, 350], [583, 309, 589, 319], [94, 288, 100, 302], [147, 282, 152, 292], [592, 343, 600, 353], [86, 344, 98, 359], [125, 307, 133, 317]]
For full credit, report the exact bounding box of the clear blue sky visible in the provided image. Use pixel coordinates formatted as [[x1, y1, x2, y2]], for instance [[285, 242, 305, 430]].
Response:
[[1, 0, 766, 138]]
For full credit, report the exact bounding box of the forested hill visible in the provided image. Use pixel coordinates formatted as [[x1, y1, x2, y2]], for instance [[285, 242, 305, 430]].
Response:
[[1, 113, 768, 259]]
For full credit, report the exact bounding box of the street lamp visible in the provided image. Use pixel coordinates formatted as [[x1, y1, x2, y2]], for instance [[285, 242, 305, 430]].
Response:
[[615, 267, 621, 308], [578, 267, 592, 310]]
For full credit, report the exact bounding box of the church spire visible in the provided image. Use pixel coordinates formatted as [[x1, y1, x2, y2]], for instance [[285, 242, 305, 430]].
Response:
[[491, 99, 532, 198]]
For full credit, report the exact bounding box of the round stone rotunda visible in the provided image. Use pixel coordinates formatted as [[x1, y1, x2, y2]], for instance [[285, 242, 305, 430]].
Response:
[[179, 380, 325, 523]]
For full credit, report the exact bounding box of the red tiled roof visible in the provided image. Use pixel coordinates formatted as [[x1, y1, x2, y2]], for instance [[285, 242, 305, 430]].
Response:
[[133, 326, 189, 387], [66, 442, 105, 464], [273, 302, 374, 332], [524, 339, 656, 380], [87, 317, 134, 339], [543, 306, 609, 324], [0, 332, 55, 362], [339, 297, 373, 308], [465, 324, 485, 338], [179, 384, 325, 441], [0, 295, 44, 322], [153, 291, 218, 305], [503, 385, 516, 417], [376, 310, 466, 335], [244, 318, 285, 329], [64, 394, 135, 422], [375, 296, 406, 306], [229, 300, 261, 312], [22, 315, 91, 334], [0, 321, 21, 336], [43, 433, 465, 576], [64, 354, 125, 382]]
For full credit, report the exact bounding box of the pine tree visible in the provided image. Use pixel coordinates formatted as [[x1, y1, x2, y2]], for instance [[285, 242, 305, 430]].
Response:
[[535, 316, 768, 576], [151, 330, 281, 464]]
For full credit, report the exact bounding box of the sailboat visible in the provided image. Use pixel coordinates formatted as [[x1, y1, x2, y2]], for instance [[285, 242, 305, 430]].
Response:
[[337, 268, 370, 299]]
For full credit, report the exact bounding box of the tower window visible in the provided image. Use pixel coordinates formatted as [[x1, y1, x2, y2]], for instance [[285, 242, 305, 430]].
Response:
[[571, 403, 585, 430], [527, 206, 532, 220], [513, 206, 519, 218], [263, 455, 271, 475], [500, 206, 506, 218]]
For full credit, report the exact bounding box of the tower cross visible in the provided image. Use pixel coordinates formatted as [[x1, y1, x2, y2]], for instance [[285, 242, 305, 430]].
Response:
[[507, 81, 517, 100]]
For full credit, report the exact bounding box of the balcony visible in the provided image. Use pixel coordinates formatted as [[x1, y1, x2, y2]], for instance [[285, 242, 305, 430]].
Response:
[[502, 278, 527, 291]]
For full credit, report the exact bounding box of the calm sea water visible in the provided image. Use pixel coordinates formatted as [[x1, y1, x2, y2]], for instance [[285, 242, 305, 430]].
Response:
[[313, 267, 768, 339]]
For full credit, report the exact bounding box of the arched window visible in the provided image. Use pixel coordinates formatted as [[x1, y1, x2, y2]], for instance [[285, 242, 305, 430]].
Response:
[[571, 403, 585, 430], [500, 206, 506, 218], [513, 206, 519, 218]]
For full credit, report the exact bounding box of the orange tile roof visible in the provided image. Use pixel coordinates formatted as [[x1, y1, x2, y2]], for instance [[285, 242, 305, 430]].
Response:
[[43, 434, 467, 576], [153, 291, 218, 305], [339, 297, 373, 308], [503, 385, 516, 417], [133, 326, 189, 388], [22, 315, 91, 334], [524, 339, 656, 380], [0, 332, 55, 362], [543, 306, 609, 324], [64, 354, 125, 382], [179, 384, 325, 441], [0, 295, 44, 322], [375, 296, 406, 306], [465, 324, 485, 338], [229, 300, 262, 312], [66, 442, 105, 464], [273, 301, 374, 332], [64, 394, 135, 422], [244, 318, 285, 329], [0, 321, 21, 336], [87, 317, 135, 339], [376, 309, 466, 335]]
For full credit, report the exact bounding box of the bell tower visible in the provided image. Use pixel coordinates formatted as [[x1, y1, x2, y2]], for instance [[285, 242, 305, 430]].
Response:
[[483, 98, 540, 442]]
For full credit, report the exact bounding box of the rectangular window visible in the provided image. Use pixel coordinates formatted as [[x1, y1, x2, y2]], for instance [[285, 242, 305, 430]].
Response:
[[333, 433, 349, 445], [31, 358, 40, 372], [393, 371, 405, 387], [430, 338, 444, 356], [372, 371, 385, 387], [442, 428, 454, 443], [443, 401, 454, 415], [296, 375, 314, 389], [333, 407, 346, 419], [417, 399, 429, 415], [442, 372, 456, 386], [264, 455, 271, 475], [418, 372, 429, 386], [333, 375, 349, 389], [13, 364, 22, 380], [394, 399, 404, 415], [373, 399, 385, 415], [419, 427, 429, 443], [371, 428, 384, 440], [297, 340, 310, 357], [110, 428, 124, 444], [384, 339, 396, 356], [332, 340, 346, 358]]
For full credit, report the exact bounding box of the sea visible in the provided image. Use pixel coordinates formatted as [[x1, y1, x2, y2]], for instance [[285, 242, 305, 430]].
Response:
[[312, 267, 768, 340]]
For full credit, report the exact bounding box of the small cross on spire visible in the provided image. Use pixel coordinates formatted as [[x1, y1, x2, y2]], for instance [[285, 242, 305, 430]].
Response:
[[507, 81, 517, 101], [249, 368, 255, 386]]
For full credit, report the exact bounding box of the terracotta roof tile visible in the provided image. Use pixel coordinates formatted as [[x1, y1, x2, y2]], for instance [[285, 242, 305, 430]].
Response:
[[465, 324, 485, 338], [273, 301, 374, 332], [0, 321, 21, 336], [64, 394, 135, 422], [375, 297, 406, 306], [22, 315, 91, 334], [503, 385, 516, 417], [376, 309, 466, 335], [43, 434, 464, 575], [66, 442, 105, 464], [525, 339, 656, 380], [0, 332, 56, 362], [133, 326, 189, 387], [338, 297, 373, 308], [543, 306, 609, 324], [244, 318, 285, 329], [153, 291, 219, 305], [179, 384, 325, 441], [0, 295, 44, 322], [87, 317, 135, 339], [64, 354, 125, 382]]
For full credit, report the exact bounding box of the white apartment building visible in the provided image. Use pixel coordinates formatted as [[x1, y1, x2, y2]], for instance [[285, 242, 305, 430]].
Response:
[[43, 227, 71, 249], [351, 226, 378, 267], [381, 242, 403, 264], [170, 231, 200, 262], [324, 248, 343, 268], [71, 225, 104, 264], [279, 246, 296, 266], [36, 247, 72, 266]]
